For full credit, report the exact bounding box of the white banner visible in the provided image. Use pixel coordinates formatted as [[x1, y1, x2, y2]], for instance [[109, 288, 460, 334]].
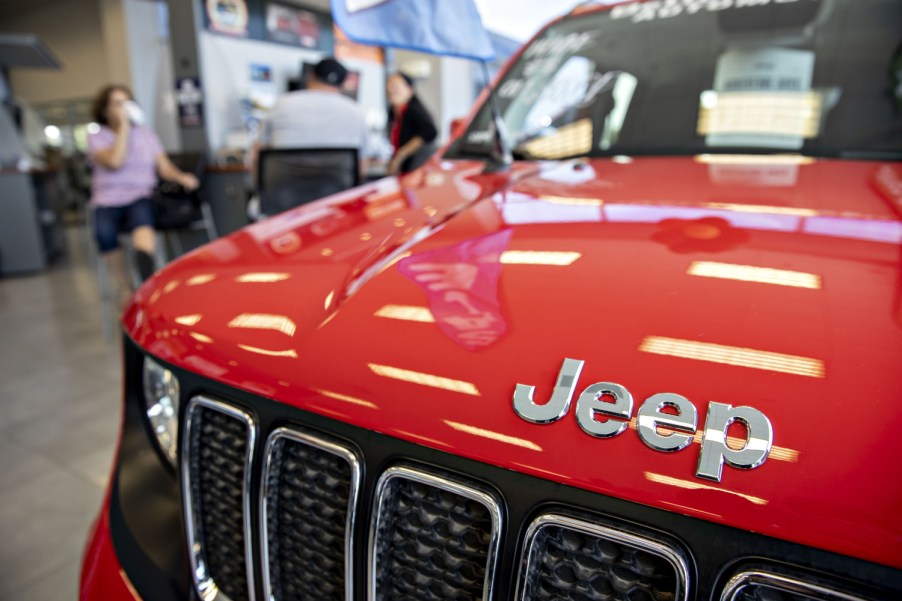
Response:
[[345, 0, 390, 14]]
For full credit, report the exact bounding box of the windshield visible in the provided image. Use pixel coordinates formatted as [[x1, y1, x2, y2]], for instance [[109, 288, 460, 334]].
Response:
[[446, 0, 902, 161]]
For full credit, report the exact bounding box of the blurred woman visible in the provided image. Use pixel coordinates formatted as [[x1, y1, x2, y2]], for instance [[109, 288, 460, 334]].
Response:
[[88, 84, 198, 294], [386, 72, 437, 175]]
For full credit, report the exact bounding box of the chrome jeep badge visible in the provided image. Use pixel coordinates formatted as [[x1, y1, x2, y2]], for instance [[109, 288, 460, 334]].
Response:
[[513, 358, 774, 482]]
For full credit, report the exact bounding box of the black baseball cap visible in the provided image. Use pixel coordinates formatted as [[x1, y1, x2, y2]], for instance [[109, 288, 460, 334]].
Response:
[[312, 57, 348, 87]]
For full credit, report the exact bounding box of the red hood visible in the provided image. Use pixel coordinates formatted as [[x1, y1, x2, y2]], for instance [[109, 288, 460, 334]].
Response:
[[125, 156, 902, 568]]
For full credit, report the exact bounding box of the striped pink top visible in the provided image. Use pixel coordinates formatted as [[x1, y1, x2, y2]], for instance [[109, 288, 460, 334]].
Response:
[[88, 125, 163, 207]]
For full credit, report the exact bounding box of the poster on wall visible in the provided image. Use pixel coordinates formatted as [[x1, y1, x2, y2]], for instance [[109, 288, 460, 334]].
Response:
[[249, 64, 277, 109], [203, 0, 335, 52], [176, 78, 205, 128], [265, 3, 324, 49], [205, 0, 250, 37]]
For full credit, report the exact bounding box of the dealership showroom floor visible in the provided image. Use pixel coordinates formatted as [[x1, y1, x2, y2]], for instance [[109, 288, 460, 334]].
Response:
[[0, 225, 121, 600]]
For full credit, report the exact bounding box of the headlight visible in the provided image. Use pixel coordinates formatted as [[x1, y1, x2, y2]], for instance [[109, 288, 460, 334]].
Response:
[[142, 357, 180, 466]]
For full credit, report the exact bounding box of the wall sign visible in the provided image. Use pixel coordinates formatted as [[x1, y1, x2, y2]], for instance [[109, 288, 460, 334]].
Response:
[[203, 0, 334, 52], [176, 78, 205, 128], [205, 0, 250, 37]]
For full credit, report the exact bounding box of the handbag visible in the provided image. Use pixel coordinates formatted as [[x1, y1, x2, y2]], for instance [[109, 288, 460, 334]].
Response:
[[152, 181, 202, 230]]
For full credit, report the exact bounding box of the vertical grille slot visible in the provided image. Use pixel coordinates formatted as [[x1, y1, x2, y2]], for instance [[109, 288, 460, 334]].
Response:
[[369, 466, 502, 601], [261, 428, 361, 601], [183, 396, 256, 601], [517, 514, 689, 601]]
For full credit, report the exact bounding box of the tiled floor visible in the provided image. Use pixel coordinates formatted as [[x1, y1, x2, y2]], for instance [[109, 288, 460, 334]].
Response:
[[0, 226, 121, 600]]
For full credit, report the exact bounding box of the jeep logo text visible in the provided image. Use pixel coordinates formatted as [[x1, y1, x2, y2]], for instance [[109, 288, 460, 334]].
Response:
[[513, 358, 774, 482]]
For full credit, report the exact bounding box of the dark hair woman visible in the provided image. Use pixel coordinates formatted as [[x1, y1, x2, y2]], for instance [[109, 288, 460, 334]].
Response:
[[386, 72, 438, 175], [88, 84, 199, 299]]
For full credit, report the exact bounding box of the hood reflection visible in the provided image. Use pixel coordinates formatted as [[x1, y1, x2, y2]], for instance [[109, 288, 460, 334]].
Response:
[[644, 472, 769, 506], [368, 363, 481, 396], [398, 230, 512, 351], [443, 420, 543, 451], [227, 314, 297, 337], [688, 261, 821, 289], [639, 336, 825, 379]]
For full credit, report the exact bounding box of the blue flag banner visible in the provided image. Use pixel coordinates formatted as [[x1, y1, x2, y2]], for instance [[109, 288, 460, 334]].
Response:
[[331, 0, 496, 62]]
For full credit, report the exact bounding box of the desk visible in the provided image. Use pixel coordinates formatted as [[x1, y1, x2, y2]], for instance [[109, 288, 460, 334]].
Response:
[[0, 168, 65, 275], [203, 164, 251, 236]]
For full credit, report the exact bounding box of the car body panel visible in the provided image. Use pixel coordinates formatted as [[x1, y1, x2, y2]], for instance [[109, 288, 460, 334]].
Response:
[[81, 512, 139, 600], [122, 155, 902, 569]]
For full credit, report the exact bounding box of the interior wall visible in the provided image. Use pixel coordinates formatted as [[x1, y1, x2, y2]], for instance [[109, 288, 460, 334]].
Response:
[[393, 50, 477, 145], [198, 31, 386, 155], [439, 57, 477, 144], [98, 0, 132, 86], [123, 0, 180, 151], [5, 0, 109, 104], [4, 0, 181, 151]]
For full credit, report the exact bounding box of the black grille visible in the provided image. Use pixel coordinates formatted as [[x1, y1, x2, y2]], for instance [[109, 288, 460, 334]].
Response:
[[521, 518, 683, 601], [186, 403, 251, 601], [736, 588, 812, 601], [264, 433, 355, 601], [372, 471, 497, 600], [168, 381, 899, 601], [731, 579, 858, 601]]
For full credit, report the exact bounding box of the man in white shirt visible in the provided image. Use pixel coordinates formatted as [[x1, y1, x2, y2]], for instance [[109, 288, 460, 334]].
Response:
[[250, 57, 369, 218], [258, 57, 368, 163]]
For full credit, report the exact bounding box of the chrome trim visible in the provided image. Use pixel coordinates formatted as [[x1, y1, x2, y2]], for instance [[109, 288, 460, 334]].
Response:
[[516, 513, 691, 601], [260, 427, 362, 601], [182, 396, 257, 601], [637, 393, 698, 452], [367, 466, 503, 601], [514, 358, 585, 424], [575, 381, 634, 438], [721, 570, 866, 601], [697, 402, 773, 482]]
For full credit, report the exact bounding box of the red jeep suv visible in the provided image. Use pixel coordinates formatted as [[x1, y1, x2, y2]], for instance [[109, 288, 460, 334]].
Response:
[[81, 1, 902, 599]]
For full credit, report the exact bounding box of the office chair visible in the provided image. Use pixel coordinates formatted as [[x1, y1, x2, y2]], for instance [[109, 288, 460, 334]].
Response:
[[153, 152, 218, 258], [256, 147, 360, 218]]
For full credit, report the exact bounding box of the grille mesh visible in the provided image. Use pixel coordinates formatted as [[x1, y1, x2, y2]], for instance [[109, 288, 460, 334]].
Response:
[[265, 435, 352, 600], [522, 522, 680, 601], [373, 475, 494, 600], [188, 406, 250, 601]]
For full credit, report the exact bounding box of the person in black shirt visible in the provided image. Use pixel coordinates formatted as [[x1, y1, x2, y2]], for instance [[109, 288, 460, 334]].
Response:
[[386, 72, 437, 175]]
